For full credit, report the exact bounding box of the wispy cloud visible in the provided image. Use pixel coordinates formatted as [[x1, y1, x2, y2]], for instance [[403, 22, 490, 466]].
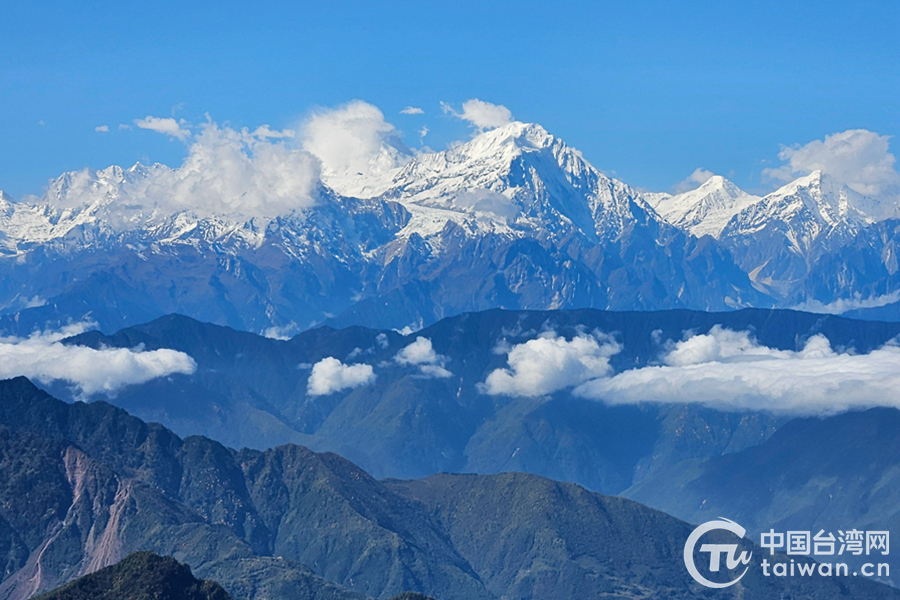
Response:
[[94, 125, 110, 133], [251, 124, 294, 139], [673, 168, 715, 193], [792, 291, 900, 315], [134, 116, 191, 140], [452, 189, 520, 219], [442, 99, 513, 131], [0, 323, 196, 396], [400, 106, 424, 115]]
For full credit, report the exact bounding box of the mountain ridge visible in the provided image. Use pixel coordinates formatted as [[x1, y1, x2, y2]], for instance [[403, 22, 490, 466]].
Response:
[[1, 122, 899, 334], [0, 376, 896, 600]]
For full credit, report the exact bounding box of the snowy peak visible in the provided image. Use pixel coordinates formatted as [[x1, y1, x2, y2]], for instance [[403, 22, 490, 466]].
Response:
[[387, 121, 561, 194], [451, 121, 557, 156], [648, 175, 761, 238], [724, 170, 876, 239], [367, 121, 654, 244], [764, 170, 898, 223]]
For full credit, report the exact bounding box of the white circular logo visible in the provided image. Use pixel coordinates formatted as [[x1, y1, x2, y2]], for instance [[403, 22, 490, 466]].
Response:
[[684, 518, 753, 588]]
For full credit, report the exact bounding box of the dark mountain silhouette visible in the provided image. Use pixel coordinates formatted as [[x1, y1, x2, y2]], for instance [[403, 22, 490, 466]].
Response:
[[0, 377, 894, 599], [32, 552, 231, 600]]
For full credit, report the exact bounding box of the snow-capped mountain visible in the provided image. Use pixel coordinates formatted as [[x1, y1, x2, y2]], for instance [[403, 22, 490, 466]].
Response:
[[322, 122, 662, 248], [718, 171, 881, 295], [646, 175, 761, 238], [645, 170, 899, 301], [0, 122, 895, 333]]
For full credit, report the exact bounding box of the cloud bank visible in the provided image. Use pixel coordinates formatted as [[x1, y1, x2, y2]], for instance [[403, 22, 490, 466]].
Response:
[[442, 99, 513, 131], [394, 337, 451, 378], [480, 327, 900, 415], [47, 120, 321, 219], [481, 332, 620, 397], [307, 357, 376, 395], [573, 326, 900, 415], [0, 323, 196, 396], [763, 129, 900, 206]]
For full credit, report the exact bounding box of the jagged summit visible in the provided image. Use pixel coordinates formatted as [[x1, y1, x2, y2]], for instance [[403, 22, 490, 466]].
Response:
[[713, 170, 891, 296], [647, 174, 762, 238], [723, 170, 876, 242], [354, 121, 657, 244], [0, 120, 896, 333]]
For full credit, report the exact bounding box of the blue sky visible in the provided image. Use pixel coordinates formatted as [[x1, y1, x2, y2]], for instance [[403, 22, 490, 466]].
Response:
[[1, 0, 897, 197]]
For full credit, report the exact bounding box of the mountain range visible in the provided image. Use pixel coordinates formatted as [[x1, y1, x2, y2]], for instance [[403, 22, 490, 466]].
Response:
[[0, 376, 895, 600], [53, 307, 900, 495], [2, 121, 899, 336]]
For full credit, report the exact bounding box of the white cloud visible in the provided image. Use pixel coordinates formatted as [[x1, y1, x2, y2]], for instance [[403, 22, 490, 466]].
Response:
[[763, 129, 900, 203], [134, 116, 192, 141], [394, 337, 451, 378], [574, 326, 900, 415], [118, 124, 132, 130], [147, 122, 320, 217], [442, 99, 513, 131], [481, 332, 620, 397], [0, 323, 196, 396], [673, 168, 715, 193], [300, 100, 409, 179], [792, 291, 900, 315], [307, 357, 375, 395], [95, 125, 110, 133], [395, 336, 440, 365], [400, 106, 424, 115]]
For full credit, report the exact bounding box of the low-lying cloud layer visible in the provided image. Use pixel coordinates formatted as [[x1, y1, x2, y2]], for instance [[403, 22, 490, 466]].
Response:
[[307, 357, 376, 395], [482, 327, 900, 415], [575, 326, 900, 415], [0, 323, 196, 396], [792, 291, 900, 315]]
